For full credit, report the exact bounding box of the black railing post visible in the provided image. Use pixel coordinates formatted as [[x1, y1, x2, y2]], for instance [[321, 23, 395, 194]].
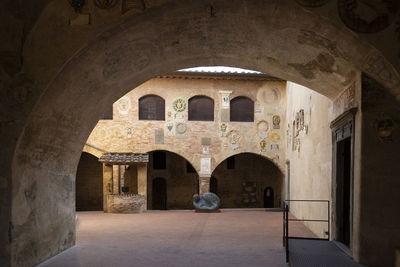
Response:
[[328, 201, 330, 240], [283, 200, 330, 263], [285, 203, 289, 263], [283, 201, 286, 247]]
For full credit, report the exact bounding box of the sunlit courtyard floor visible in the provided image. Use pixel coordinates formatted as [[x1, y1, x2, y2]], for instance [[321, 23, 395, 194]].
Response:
[[39, 209, 313, 267]]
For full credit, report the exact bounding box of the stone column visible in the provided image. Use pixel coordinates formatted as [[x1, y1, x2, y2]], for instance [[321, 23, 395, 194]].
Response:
[[102, 164, 113, 212], [120, 165, 127, 189], [137, 163, 147, 210], [199, 176, 211, 196], [112, 165, 119, 194]]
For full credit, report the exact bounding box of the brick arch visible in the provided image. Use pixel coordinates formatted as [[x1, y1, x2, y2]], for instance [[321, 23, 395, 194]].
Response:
[[211, 151, 284, 175], [10, 0, 400, 265], [145, 149, 200, 177], [82, 143, 108, 159], [138, 94, 165, 101], [230, 95, 255, 102]]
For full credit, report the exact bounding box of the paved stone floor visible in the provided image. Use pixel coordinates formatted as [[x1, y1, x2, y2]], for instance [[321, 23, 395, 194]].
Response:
[[39, 209, 313, 267]]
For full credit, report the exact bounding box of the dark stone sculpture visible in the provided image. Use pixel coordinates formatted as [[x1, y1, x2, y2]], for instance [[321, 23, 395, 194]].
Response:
[[193, 192, 220, 211]]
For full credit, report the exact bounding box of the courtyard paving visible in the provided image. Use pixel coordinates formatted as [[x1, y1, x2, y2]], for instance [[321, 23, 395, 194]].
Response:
[[39, 209, 313, 267]]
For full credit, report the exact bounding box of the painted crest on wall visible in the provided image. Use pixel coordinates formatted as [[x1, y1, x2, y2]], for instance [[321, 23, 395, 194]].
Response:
[[258, 87, 281, 104], [126, 127, 133, 138], [219, 90, 232, 109], [173, 98, 186, 112], [270, 132, 280, 143], [260, 139, 267, 152], [175, 122, 187, 134], [166, 123, 173, 131], [257, 120, 269, 139], [220, 123, 228, 136], [227, 130, 242, 149], [117, 96, 131, 115], [165, 123, 174, 136], [375, 118, 395, 143], [94, 0, 118, 9], [273, 115, 281, 129], [271, 144, 279, 150]]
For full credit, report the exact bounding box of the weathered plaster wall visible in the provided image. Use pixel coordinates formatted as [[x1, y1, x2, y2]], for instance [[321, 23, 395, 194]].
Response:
[[211, 153, 283, 208], [358, 74, 400, 267], [75, 152, 103, 211], [285, 82, 333, 238], [86, 76, 287, 174]]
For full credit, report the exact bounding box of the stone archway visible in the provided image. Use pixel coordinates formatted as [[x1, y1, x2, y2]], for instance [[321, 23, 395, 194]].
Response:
[[146, 150, 199, 210], [9, 1, 400, 265], [211, 153, 283, 209], [75, 152, 103, 211]]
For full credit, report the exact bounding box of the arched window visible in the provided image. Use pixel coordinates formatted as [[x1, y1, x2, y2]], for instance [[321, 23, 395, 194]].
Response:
[[230, 96, 254, 122], [139, 95, 165, 120], [188, 96, 214, 121]]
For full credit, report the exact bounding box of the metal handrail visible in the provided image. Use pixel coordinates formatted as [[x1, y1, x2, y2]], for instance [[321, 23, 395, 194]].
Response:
[[283, 200, 330, 264]]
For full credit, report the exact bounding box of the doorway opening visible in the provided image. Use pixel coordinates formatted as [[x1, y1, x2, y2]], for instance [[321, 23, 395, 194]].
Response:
[[331, 108, 356, 249], [152, 177, 167, 210], [75, 152, 103, 211], [264, 187, 274, 208], [336, 137, 351, 247]]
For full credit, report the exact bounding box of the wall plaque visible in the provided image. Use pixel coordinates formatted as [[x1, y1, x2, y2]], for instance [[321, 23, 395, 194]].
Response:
[[273, 115, 281, 129], [200, 156, 211, 175], [155, 129, 164, 144], [117, 96, 131, 115], [220, 109, 230, 122], [175, 122, 187, 138], [219, 90, 232, 109], [201, 137, 212, 146]]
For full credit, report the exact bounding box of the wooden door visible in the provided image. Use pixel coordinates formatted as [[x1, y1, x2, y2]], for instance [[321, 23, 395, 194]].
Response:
[[152, 177, 167, 210]]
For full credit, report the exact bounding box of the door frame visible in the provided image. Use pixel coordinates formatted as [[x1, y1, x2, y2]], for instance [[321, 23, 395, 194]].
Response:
[[330, 107, 357, 250]]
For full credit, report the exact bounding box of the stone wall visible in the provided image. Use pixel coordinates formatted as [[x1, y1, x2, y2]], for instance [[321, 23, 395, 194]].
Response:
[[86, 76, 287, 175], [75, 152, 103, 211], [285, 82, 333, 238], [106, 194, 145, 213]]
